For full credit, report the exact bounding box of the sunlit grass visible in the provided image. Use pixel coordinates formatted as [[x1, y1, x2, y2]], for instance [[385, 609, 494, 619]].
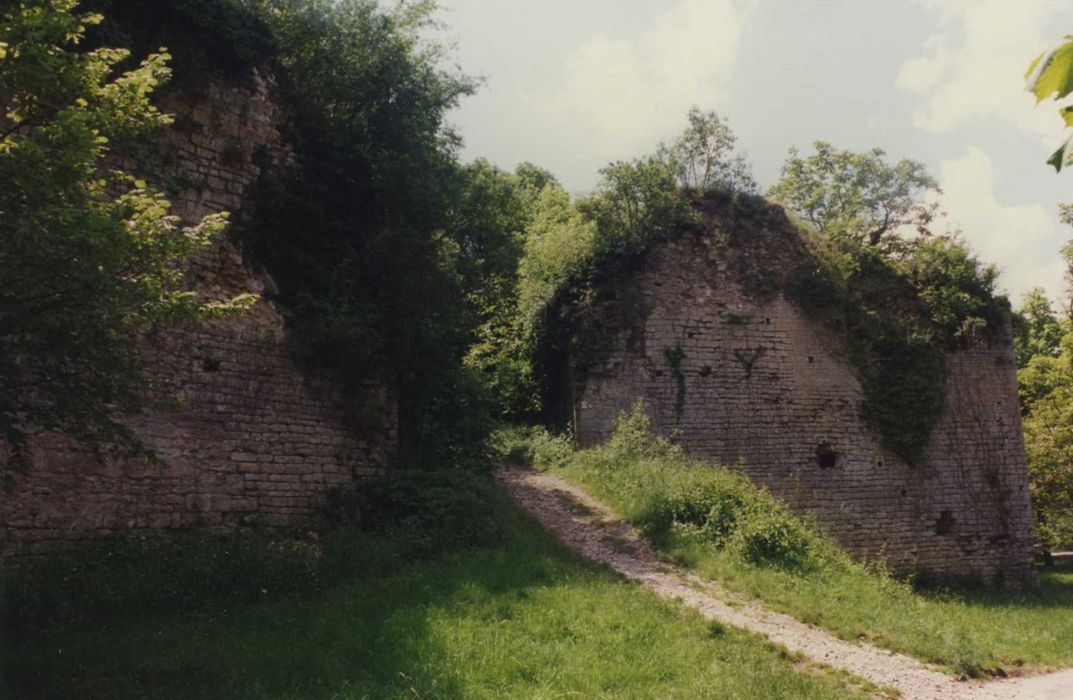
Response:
[[519, 415, 1073, 676]]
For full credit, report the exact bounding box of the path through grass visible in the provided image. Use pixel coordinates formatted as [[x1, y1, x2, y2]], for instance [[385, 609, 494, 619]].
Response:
[[501, 413, 1073, 676]]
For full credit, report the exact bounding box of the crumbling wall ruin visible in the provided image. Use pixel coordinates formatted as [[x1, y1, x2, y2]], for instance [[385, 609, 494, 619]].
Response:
[[571, 221, 1037, 587], [0, 71, 397, 563]]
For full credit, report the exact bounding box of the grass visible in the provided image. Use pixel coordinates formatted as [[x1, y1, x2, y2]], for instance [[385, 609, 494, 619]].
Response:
[[502, 408, 1073, 677], [1, 477, 866, 699]]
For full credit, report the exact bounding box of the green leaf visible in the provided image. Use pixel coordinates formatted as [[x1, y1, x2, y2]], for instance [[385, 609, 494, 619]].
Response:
[[1026, 36, 1073, 103], [1026, 51, 1045, 81], [1047, 132, 1073, 172], [1062, 105, 1073, 127]]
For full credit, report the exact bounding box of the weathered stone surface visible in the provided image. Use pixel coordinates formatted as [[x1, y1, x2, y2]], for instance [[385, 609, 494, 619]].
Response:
[[572, 228, 1037, 587], [0, 70, 396, 565]]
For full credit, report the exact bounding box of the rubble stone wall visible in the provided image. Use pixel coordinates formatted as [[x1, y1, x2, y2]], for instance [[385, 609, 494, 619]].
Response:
[[0, 70, 397, 563], [573, 231, 1037, 587]]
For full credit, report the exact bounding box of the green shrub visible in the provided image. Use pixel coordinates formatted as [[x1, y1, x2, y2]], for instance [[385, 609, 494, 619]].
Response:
[[551, 403, 825, 571], [729, 507, 812, 569], [488, 424, 574, 470], [645, 478, 748, 545]]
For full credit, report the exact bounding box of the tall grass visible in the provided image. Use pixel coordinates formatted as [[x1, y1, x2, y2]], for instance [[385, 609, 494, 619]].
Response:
[[503, 404, 1073, 676]]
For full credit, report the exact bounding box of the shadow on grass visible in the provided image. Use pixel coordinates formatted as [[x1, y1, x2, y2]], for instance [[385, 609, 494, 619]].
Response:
[[914, 558, 1073, 610], [2, 508, 577, 700]]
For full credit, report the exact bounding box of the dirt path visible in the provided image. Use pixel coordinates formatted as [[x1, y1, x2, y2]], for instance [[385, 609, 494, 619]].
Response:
[[496, 468, 1073, 700]]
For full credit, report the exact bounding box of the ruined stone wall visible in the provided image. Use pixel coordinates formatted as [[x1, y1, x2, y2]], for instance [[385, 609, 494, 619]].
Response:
[[0, 71, 397, 563], [573, 230, 1037, 587]]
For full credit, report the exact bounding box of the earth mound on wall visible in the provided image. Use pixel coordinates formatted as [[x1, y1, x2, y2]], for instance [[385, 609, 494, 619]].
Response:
[[565, 192, 1037, 587]]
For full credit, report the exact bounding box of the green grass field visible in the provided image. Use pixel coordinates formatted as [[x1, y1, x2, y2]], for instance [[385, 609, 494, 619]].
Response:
[[504, 413, 1073, 677], [2, 489, 866, 700]]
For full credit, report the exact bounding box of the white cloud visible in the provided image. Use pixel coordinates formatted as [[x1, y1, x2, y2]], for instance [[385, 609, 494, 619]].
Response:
[[935, 147, 1065, 300], [534, 0, 753, 157], [896, 0, 1069, 142]]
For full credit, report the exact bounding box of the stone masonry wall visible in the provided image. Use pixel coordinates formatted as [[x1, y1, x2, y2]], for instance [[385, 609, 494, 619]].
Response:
[[0, 70, 397, 563], [573, 230, 1037, 587]]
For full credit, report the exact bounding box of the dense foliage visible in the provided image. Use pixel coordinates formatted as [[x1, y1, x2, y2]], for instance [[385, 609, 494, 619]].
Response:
[[1015, 209, 1073, 556], [768, 141, 940, 250], [85, 0, 276, 81], [770, 145, 1005, 463], [238, 0, 495, 468], [0, 1, 251, 462]]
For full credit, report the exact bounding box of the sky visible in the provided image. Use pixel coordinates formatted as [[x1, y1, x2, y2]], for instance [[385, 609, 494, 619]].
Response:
[[430, 0, 1073, 304]]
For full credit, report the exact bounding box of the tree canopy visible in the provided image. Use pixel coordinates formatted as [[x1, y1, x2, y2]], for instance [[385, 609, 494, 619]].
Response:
[[767, 142, 940, 250], [1016, 208, 1073, 556], [658, 106, 756, 194]]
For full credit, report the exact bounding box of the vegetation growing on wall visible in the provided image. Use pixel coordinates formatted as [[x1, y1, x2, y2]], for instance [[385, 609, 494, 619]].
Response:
[[85, 0, 276, 82], [508, 116, 760, 420], [0, 1, 252, 462], [769, 144, 1007, 464], [663, 344, 687, 419], [80, 0, 529, 467]]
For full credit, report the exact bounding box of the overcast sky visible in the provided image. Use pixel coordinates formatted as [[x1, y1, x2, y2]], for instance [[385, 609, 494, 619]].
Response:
[[431, 0, 1073, 304]]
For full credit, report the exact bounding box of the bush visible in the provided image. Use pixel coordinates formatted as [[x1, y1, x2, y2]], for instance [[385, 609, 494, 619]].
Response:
[[551, 403, 825, 571], [729, 507, 812, 569], [645, 477, 749, 545], [640, 475, 814, 570]]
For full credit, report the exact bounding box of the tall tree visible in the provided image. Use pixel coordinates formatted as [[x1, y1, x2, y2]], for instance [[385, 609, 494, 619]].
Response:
[[1019, 207, 1073, 561], [658, 106, 756, 193], [1015, 288, 1065, 369], [0, 0, 248, 459], [768, 142, 940, 250]]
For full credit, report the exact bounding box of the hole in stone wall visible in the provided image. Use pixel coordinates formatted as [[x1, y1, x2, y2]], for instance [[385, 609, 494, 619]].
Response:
[[220, 139, 247, 168], [807, 355, 815, 363], [899, 488, 908, 497], [935, 510, 957, 536], [699, 365, 712, 377], [202, 358, 222, 372], [815, 443, 838, 469]]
